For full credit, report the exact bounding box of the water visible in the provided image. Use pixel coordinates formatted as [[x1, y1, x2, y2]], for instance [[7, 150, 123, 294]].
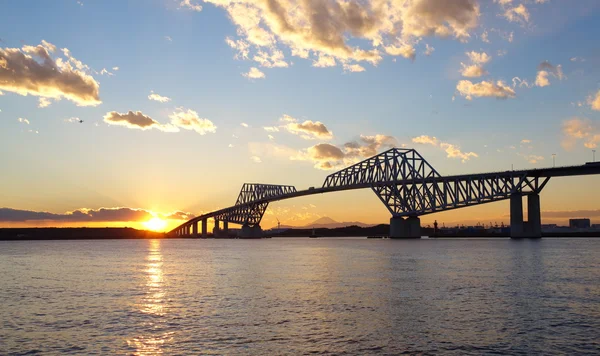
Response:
[[1, 238, 599, 355]]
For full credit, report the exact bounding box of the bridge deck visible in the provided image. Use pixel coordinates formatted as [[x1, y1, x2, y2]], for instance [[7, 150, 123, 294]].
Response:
[[171, 163, 600, 232]]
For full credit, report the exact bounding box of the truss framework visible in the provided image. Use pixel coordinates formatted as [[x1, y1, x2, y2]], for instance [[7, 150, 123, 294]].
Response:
[[217, 184, 297, 226], [323, 148, 550, 216]]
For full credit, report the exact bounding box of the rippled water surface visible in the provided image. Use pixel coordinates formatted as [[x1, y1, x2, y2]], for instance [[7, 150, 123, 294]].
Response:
[[1, 238, 600, 355]]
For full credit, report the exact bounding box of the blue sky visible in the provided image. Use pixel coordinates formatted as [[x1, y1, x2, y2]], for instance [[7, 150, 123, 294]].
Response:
[[1, 0, 600, 229]]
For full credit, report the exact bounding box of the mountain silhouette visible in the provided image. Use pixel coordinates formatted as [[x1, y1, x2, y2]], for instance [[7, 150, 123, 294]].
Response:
[[279, 216, 373, 229]]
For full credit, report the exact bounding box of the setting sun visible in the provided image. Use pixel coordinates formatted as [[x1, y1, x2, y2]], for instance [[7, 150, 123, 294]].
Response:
[[144, 217, 167, 232]]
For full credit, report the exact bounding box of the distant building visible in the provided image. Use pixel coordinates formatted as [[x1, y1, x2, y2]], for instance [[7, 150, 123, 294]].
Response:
[[569, 218, 590, 229]]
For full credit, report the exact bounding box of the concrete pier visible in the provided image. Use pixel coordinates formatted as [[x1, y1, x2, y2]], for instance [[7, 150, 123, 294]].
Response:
[[201, 219, 207, 238], [213, 219, 220, 236], [192, 222, 198, 237], [389, 216, 421, 238], [510, 193, 541, 238], [240, 224, 263, 238], [223, 221, 229, 237]]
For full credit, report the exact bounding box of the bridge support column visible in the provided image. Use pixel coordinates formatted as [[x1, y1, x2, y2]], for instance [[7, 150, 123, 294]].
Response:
[[526, 193, 542, 238], [223, 221, 229, 237], [213, 219, 220, 237], [202, 219, 207, 238], [510, 193, 524, 238], [240, 224, 263, 239], [389, 216, 421, 239], [511, 193, 541, 238], [192, 222, 198, 237]]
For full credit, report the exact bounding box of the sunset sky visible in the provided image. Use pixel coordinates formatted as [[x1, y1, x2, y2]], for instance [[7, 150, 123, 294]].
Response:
[[1, 0, 600, 231]]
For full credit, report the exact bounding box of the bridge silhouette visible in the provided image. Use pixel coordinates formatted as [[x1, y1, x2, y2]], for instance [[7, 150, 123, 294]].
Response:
[[170, 148, 600, 238]]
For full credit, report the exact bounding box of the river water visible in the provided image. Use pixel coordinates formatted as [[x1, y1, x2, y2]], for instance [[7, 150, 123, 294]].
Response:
[[1, 238, 599, 355]]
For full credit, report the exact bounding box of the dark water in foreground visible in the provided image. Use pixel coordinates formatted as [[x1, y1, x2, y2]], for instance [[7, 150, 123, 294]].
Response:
[[1, 238, 599, 355]]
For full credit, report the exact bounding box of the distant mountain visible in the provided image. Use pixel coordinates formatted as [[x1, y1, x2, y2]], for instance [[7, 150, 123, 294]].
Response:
[[280, 216, 374, 229]]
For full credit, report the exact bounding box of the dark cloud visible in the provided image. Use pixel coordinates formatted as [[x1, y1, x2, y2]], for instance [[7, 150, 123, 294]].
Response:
[[0, 207, 194, 222]]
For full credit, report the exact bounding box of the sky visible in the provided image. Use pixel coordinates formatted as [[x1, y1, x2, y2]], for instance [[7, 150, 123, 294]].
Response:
[[1, 0, 600, 231]]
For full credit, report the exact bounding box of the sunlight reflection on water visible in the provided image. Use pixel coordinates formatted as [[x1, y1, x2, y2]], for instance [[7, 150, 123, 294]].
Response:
[[1, 238, 599, 355]]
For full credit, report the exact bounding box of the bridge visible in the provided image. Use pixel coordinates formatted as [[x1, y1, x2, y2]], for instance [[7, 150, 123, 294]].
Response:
[[170, 148, 600, 239]]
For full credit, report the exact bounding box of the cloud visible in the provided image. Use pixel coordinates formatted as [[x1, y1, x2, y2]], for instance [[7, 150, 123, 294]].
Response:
[[104, 111, 173, 131], [280, 114, 333, 140], [342, 63, 366, 73], [18, 117, 30, 125], [503, 4, 530, 24], [240, 122, 249, 127], [412, 135, 439, 145], [588, 90, 600, 111], [412, 134, 477, 162], [466, 50, 491, 64], [460, 51, 491, 78], [0, 207, 194, 223], [520, 139, 531, 144], [264, 126, 279, 132], [424, 44, 435, 56], [535, 61, 564, 87], [512, 76, 533, 88], [313, 55, 336, 68], [460, 64, 487, 78], [561, 117, 600, 150], [440, 142, 478, 162], [179, 0, 202, 12], [268, 134, 275, 140], [253, 49, 288, 68], [243, 67, 265, 79], [519, 154, 544, 164], [542, 209, 600, 218], [112, 66, 119, 71], [296, 134, 399, 170], [209, 0, 480, 71], [148, 91, 171, 103], [250, 155, 262, 163], [38, 97, 51, 108], [456, 80, 515, 100], [64, 117, 80, 123], [384, 43, 416, 61], [0, 40, 101, 106], [168, 108, 217, 135]]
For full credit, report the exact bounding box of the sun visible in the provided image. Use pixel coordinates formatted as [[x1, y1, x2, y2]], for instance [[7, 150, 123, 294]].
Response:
[[144, 217, 167, 232]]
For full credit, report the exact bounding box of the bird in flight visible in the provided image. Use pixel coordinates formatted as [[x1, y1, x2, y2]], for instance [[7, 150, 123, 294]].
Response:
[[79, 119, 84, 123]]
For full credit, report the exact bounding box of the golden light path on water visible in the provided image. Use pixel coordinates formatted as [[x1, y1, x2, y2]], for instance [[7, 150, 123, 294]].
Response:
[[126, 239, 174, 355]]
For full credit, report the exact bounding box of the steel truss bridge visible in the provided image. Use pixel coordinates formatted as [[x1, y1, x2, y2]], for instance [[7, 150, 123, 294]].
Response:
[[171, 148, 600, 238]]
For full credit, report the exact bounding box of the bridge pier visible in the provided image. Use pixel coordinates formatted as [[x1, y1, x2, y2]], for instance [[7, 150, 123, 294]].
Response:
[[510, 193, 541, 238], [389, 216, 421, 239], [213, 219, 220, 237], [202, 219, 207, 238], [192, 222, 198, 237], [240, 224, 263, 239]]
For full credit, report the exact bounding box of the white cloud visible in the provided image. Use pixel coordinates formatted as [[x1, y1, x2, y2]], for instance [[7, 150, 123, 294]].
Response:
[[535, 61, 564, 87], [165, 36, 173, 42], [561, 117, 600, 150], [240, 122, 249, 127], [208, 0, 481, 71], [243, 67, 265, 79], [64, 117, 80, 123], [38, 97, 51, 108], [456, 80, 516, 100], [263, 126, 279, 132], [179, 0, 202, 12], [168, 108, 217, 135], [250, 155, 262, 163], [0, 40, 100, 106], [503, 4, 530, 24], [343, 63, 366, 73], [520, 154, 544, 164], [313, 55, 336, 68], [460, 64, 487, 78], [588, 90, 600, 111], [520, 139, 531, 144], [460, 51, 491, 78], [18, 117, 30, 125], [424, 44, 435, 56], [412, 135, 478, 162], [148, 91, 171, 103], [268, 134, 275, 140]]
